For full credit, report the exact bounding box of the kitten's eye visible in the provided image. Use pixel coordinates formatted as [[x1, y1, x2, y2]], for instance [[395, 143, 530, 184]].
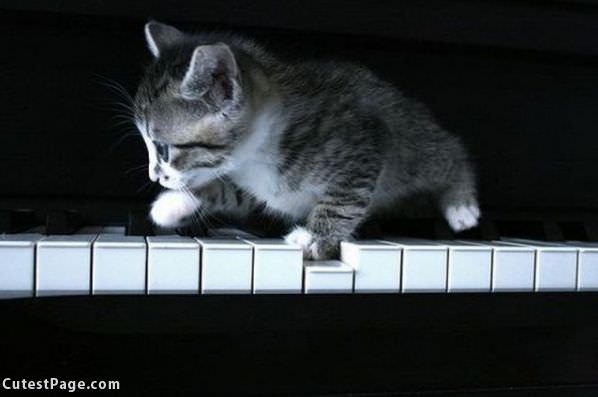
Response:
[[154, 141, 170, 162]]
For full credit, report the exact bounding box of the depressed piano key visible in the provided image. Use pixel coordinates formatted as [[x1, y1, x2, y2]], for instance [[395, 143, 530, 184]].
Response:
[[444, 241, 492, 293], [304, 260, 354, 294], [244, 239, 303, 294], [92, 234, 146, 295], [340, 240, 401, 293], [195, 238, 253, 294], [503, 238, 578, 291], [0, 234, 41, 298], [567, 241, 598, 291], [146, 236, 200, 294], [384, 239, 448, 293], [468, 240, 535, 292], [36, 234, 96, 297]]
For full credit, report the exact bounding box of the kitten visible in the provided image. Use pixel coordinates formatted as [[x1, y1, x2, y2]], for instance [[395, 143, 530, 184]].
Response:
[[133, 22, 480, 259]]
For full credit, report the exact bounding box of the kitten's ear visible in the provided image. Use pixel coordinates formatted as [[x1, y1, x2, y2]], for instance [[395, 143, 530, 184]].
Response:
[[180, 43, 239, 106], [144, 21, 184, 58]]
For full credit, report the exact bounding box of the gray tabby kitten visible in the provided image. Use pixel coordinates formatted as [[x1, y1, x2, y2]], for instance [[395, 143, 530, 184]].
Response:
[[134, 22, 480, 259]]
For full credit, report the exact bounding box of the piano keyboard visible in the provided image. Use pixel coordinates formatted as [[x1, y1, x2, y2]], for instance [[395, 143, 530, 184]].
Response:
[[1, 230, 598, 298]]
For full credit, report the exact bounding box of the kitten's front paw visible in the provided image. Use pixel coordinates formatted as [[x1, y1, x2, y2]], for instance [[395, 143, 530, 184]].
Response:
[[285, 226, 314, 258], [308, 237, 340, 260], [150, 190, 199, 228], [284, 226, 339, 260], [444, 204, 480, 232]]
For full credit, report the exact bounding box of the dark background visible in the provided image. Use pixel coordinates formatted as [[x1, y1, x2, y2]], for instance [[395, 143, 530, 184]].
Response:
[[1, 0, 598, 221], [2, 2, 598, 396]]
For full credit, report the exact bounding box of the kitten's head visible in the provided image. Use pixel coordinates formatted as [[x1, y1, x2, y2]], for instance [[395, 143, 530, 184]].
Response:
[[134, 22, 246, 190]]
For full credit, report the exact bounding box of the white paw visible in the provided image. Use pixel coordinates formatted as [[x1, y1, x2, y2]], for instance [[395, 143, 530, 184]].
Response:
[[150, 190, 199, 228], [284, 226, 314, 258], [444, 204, 480, 232]]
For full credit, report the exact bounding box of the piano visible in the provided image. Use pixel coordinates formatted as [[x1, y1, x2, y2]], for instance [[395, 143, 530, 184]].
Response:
[[2, 1, 598, 396], [2, 224, 598, 298]]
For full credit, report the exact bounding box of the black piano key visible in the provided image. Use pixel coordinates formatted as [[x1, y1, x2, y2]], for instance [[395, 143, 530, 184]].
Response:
[[0, 210, 10, 233], [559, 221, 587, 241], [496, 220, 545, 240], [390, 218, 437, 239], [127, 210, 154, 236], [584, 220, 598, 242], [543, 220, 564, 241], [10, 210, 38, 233], [175, 222, 208, 237], [479, 218, 500, 241], [45, 210, 82, 235], [434, 220, 455, 239], [356, 220, 384, 238], [454, 225, 482, 240]]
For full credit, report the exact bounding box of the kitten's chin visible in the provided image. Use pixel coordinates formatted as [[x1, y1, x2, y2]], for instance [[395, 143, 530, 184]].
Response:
[[158, 178, 185, 190]]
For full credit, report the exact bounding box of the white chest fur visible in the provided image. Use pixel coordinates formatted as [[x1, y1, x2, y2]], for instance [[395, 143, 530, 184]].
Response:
[[227, 104, 320, 220]]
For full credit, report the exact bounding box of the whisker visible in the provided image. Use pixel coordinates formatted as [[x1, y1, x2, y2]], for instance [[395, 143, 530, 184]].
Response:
[[108, 133, 141, 152], [136, 180, 153, 194], [111, 114, 135, 123], [94, 74, 135, 103], [186, 190, 211, 233], [124, 164, 149, 175]]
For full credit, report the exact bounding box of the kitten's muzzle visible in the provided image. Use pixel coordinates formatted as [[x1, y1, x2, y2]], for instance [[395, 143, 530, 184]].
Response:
[[150, 167, 175, 187], [149, 166, 160, 182]]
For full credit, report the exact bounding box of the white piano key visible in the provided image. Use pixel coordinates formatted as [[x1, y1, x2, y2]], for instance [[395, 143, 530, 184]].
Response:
[[503, 239, 578, 291], [196, 238, 253, 294], [469, 241, 535, 292], [304, 260, 354, 294], [36, 234, 96, 297], [147, 236, 200, 294], [0, 234, 41, 298], [385, 239, 447, 293], [244, 239, 303, 294], [443, 241, 492, 292], [566, 241, 598, 291], [340, 240, 401, 293], [92, 234, 146, 295]]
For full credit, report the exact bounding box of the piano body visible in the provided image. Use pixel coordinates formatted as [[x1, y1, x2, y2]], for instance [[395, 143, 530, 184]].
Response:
[[2, 1, 598, 396]]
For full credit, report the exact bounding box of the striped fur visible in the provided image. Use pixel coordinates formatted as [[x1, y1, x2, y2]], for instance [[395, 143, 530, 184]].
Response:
[[134, 22, 480, 259]]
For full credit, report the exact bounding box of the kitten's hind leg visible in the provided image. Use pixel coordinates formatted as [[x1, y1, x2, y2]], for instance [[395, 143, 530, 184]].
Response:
[[439, 173, 480, 232]]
